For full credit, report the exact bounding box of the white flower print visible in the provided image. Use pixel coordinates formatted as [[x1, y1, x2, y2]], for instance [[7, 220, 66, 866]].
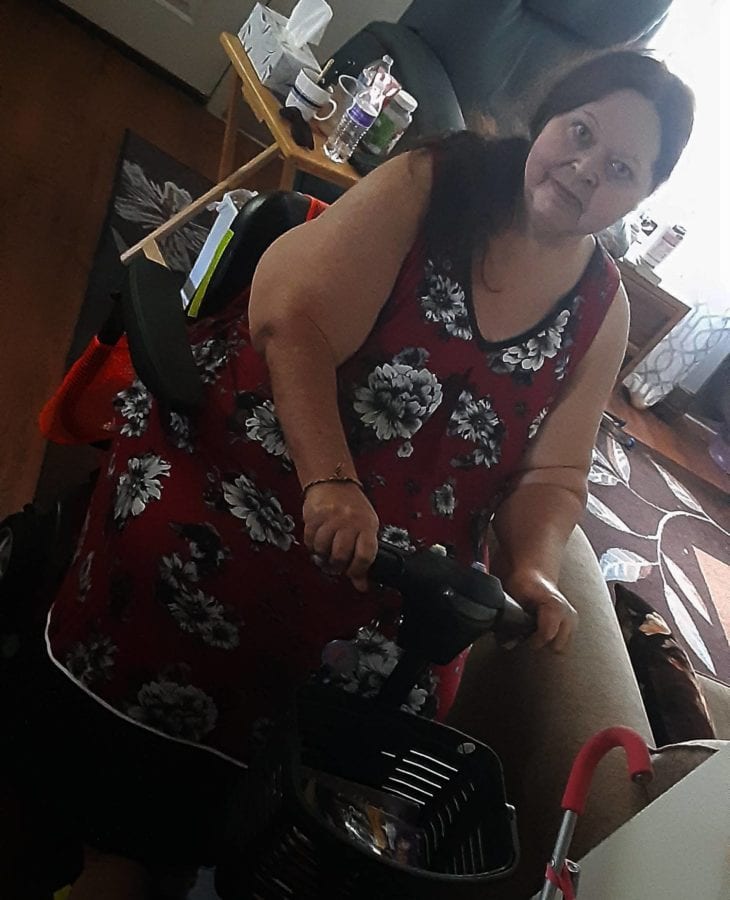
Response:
[[166, 411, 194, 453], [490, 308, 572, 377], [65, 635, 117, 687], [449, 390, 501, 443], [555, 352, 571, 381], [171, 522, 230, 574], [222, 474, 295, 550], [393, 347, 430, 368], [397, 441, 414, 458], [127, 679, 218, 741], [199, 617, 240, 650], [166, 586, 225, 635], [114, 380, 152, 438], [114, 161, 208, 273], [114, 453, 171, 528], [157, 553, 240, 648], [448, 390, 504, 469], [538, 308, 571, 357], [159, 553, 200, 589], [325, 627, 438, 715], [431, 482, 457, 518], [78, 552, 94, 601], [445, 311, 473, 340], [353, 363, 443, 441], [191, 336, 239, 384], [420, 260, 473, 341], [380, 525, 415, 552], [245, 400, 290, 460], [528, 407, 549, 439]]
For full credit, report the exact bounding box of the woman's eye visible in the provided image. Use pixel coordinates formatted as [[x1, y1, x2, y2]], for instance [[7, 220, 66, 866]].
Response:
[[610, 160, 633, 180], [571, 122, 591, 143]]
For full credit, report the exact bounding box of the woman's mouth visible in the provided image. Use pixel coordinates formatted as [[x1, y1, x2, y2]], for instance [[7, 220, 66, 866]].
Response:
[[549, 178, 582, 214]]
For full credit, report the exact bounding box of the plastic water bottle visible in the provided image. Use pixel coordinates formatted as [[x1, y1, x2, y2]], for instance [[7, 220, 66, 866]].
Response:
[[357, 54, 394, 90], [323, 92, 379, 163]]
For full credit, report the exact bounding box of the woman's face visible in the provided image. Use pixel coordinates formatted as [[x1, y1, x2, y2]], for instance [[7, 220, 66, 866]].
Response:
[[523, 89, 661, 238]]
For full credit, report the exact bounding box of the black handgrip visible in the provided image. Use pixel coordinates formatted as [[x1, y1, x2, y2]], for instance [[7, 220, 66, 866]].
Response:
[[499, 591, 537, 640], [370, 543, 536, 663], [368, 542, 405, 585]]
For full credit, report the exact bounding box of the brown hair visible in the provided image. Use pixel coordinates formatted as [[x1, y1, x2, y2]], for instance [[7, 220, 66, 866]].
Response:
[[529, 50, 694, 189], [422, 50, 694, 267]]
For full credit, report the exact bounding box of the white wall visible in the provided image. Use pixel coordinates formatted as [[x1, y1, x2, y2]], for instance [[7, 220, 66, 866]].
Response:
[[278, 0, 412, 62]]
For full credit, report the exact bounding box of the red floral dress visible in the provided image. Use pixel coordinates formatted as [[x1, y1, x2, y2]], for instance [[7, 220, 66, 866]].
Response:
[[47, 227, 619, 766]]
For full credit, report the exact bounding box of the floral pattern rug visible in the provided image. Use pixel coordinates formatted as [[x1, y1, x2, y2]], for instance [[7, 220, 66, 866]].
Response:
[[582, 429, 730, 683], [65, 130, 213, 365]]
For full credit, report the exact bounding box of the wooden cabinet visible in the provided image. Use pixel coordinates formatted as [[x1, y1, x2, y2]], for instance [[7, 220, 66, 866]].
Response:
[[617, 260, 691, 380]]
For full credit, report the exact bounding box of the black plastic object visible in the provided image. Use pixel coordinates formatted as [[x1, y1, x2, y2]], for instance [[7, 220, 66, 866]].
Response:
[[218, 544, 531, 898], [186, 190, 314, 321], [122, 256, 204, 415], [372, 542, 534, 666], [219, 686, 519, 900], [279, 106, 315, 149]]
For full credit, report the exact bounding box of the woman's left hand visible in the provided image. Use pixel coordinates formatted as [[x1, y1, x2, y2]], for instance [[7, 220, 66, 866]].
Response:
[[502, 568, 578, 653]]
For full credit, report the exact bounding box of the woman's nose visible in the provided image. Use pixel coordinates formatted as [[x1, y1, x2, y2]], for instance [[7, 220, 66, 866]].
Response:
[[571, 154, 599, 188]]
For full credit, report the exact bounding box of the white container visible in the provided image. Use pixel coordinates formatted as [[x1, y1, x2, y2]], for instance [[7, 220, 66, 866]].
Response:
[[637, 224, 686, 269], [361, 89, 418, 157]]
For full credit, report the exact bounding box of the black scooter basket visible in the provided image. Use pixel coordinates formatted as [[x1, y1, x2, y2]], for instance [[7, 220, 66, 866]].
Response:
[[219, 683, 519, 899]]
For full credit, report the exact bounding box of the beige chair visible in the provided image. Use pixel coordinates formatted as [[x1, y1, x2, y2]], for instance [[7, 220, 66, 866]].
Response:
[[446, 526, 729, 898]]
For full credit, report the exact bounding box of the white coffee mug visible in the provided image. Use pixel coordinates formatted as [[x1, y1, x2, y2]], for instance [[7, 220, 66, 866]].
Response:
[[285, 67, 337, 122], [319, 74, 359, 136]]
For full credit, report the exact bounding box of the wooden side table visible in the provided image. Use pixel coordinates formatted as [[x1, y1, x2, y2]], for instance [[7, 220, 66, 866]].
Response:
[[617, 260, 691, 380], [121, 32, 359, 265], [217, 32, 360, 191]]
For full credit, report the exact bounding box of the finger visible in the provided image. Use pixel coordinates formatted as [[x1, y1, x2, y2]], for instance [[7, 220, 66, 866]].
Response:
[[529, 604, 562, 650], [311, 526, 336, 560], [328, 529, 357, 574], [347, 530, 378, 592], [552, 613, 576, 654], [303, 517, 324, 552]]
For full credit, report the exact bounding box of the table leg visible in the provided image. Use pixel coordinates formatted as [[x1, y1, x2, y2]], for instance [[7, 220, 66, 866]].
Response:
[[279, 158, 297, 192], [218, 72, 243, 181], [120, 144, 279, 265]]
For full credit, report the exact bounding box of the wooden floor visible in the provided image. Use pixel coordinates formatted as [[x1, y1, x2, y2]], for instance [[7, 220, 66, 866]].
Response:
[[0, 0, 281, 520], [0, 0, 726, 521], [608, 389, 729, 496]]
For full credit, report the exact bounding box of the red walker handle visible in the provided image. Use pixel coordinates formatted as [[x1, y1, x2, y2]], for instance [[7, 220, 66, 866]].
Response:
[[562, 726, 653, 816]]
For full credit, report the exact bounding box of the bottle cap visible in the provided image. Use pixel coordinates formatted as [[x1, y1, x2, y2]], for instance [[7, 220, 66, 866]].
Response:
[[392, 89, 418, 113]]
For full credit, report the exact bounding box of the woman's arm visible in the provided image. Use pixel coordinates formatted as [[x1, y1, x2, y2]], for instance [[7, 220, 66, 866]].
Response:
[[248, 152, 432, 588], [491, 284, 630, 651]]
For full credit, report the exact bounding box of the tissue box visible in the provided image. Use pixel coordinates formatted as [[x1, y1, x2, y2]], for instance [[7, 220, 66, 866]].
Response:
[[239, 3, 320, 99]]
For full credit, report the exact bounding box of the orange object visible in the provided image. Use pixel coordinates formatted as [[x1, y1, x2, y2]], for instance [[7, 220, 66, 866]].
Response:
[[39, 336, 134, 445]]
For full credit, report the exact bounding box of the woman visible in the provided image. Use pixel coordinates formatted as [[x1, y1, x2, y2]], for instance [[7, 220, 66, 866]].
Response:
[[32, 50, 692, 899]]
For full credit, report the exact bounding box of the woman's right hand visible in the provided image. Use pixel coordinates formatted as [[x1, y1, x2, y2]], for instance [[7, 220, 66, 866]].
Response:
[[302, 483, 380, 592]]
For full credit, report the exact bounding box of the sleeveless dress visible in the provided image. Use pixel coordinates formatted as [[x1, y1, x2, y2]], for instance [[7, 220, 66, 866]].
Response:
[[46, 219, 619, 767]]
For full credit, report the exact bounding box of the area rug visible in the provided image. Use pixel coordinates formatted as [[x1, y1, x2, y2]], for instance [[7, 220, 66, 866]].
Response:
[[35, 132, 215, 505], [582, 429, 730, 682], [65, 130, 214, 365]]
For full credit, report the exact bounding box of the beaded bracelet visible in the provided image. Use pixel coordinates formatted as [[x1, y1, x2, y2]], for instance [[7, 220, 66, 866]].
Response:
[[302, 464, 363, 496]]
